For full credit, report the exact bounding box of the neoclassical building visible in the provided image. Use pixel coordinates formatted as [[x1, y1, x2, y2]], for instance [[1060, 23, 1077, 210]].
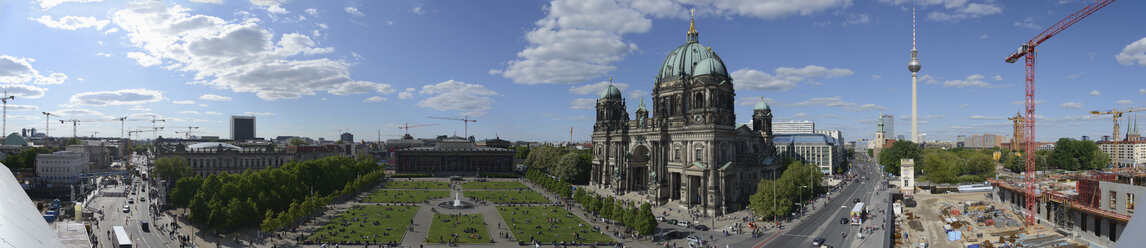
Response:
[[591, 18, 778, 216]]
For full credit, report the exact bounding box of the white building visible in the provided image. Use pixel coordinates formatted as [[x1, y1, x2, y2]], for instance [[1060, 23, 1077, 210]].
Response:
[[35, 151, 88, 183], [773, 134, 842, 175], [815, 129, 844, 143], [1098, 141, 1146, 168], [773, 120, 815, 134]]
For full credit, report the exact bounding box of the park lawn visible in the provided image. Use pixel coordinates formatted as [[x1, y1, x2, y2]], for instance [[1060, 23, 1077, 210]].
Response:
[[425, 214, 492, 244], [497, 206, 614, 245], [464, 190, 551, 204], [363, 190, 449, 203], [383, 180, 448, 189], [461, 181, 528, 190], [307, 205, 417, 245]]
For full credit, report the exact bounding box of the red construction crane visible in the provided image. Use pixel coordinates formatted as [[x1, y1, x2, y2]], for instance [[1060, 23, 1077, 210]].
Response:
[[427, 116, 477, 137], [398, 123, 438, 136], [1003, 0, 1116, 226]]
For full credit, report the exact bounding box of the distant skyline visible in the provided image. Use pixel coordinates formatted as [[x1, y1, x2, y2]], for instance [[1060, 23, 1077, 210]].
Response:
[[2, 0, 1145, 143]]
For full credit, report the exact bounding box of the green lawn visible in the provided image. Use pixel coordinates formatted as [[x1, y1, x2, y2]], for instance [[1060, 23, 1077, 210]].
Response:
[[363, 190, 449, 203], [307, 205, 417, 245], [464, 190, 551, 204], [461, 181, 529, 190], [383, 180, 448, 189], [498, 206, 614, 245], [425, 214, 492, 244]]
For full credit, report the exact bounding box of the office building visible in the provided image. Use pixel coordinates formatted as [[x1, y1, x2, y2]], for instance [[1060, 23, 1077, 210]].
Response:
[[773, 133, 843, 175], [36, 151, 88, 183], [340, 132, 353, 143], [773, 120, 815, 134], [881, 114, 895, 140], [230, 115, 256, 141]]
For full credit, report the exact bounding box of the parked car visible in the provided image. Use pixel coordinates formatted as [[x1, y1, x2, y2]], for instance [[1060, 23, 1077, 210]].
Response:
[[812, 237, 826, 246], [692, 225, 709, 231], [655, 216, 665, 222], [666, 219, 678, 225], [676, 221, 690, 228]]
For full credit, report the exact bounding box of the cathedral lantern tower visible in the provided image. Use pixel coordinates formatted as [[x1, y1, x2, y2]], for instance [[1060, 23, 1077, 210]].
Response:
[[594, 80, 628, 132], [752, 97, 773, 136]]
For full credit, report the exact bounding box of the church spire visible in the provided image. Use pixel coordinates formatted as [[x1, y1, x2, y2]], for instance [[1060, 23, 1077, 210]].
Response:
[[686, 9, 699, 43]]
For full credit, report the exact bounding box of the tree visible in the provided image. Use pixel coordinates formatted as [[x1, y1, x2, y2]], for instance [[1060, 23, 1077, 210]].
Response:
[[880, 140, 922, 176], [514, 146, 531, 160], [637, 203, 656, 236], [155, 156, 192, 182], [749, 179, 792, 220], [170, 176, 203, 208], [289, 137, 309, 146], [921, 151, 960, 183], [1049, 138, 1110, 171]]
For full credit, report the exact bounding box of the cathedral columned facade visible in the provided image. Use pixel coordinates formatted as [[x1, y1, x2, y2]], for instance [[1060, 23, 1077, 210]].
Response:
[[590, 18, 778, 216]]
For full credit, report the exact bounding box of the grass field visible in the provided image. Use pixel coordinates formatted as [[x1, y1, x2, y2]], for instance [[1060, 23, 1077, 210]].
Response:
[[461, 181, 528, 190], [464, 190, 551, 204], [424, 214, 492, 244], [497, 206, 613, 245], [383, 180, 448, 189], [307, 205, 417, 245], [363, 190, 449, 203]]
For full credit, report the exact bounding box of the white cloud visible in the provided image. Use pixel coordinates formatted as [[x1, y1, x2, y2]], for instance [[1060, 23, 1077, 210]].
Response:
[[569, 81, 629, 95], [1060, 102, 1084, 109], [345, 7, 364, 17], [0, 55, 68, 85], [412, 7, 424, 15], [96, 52, 112, 57], [979, 34, 988, 40], [926, 2, 1003, 22], [205, 111, 222, 115], [129, 105, 150, 111], [398, 92, 414, 99], [416, 80, 498, 116], [5, 105, 38, 111], [56, 108, 104, 116], [1140, 89, 1146, 94], [570, 98, 597, 110], [328, 81, 395, 95], [696, 0, 850, 20], [198, 104, 208, 107], [1068, 72, 1083, 79], [628, 89, 648, 99], [993, 75, 1002, 81], [34, 15, 110, 30], [69, 89, 163, 106], [178, 111, 201, 115], [1090, 90, 1101, 96], [126, 52, 161, 67], [111, 3, 375, 100], [0, 84, 47, 99], [786, 96, 884, 112], [267, 5, 288, 14], [960, 104, 969, 108], [871, 75, 882, 79], [1117, 100, 1133, 105], [732, 65, 853, 91], [173, 100, 195, 104], [38, 0, 102, 10], [1116, 37, 1146, 66], [942, 74, 1008, 88], [189, 0, 222, 4], [305, 8, 319, 16], [244, 112, 275, 116], [199, 94, 232, 101], [969, 115, 1004, 120], [363, 96, 386, 102], [1013, 17, 1042, 30]]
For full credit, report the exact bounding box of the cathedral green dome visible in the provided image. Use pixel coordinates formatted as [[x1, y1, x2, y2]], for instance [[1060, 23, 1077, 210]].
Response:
[[754, 100, 770, 111], [693, 57, 727, 77], [599, 84, 622, 99], [658, 42, 719, 81]]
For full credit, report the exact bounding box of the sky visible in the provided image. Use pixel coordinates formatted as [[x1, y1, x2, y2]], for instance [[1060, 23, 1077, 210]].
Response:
[[0, 0, 1145, 143]]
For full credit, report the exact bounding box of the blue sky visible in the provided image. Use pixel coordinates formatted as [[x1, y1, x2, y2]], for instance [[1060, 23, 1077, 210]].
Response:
[[1, 0, 1145, 143]]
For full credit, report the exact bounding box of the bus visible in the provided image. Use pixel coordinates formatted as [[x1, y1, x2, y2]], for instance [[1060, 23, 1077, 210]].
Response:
[[113, 225, 132, 247], [850, 202, 866, 225]]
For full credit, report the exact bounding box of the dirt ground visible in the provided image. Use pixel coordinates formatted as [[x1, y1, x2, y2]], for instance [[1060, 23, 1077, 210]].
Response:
[[894, 191, 1082, 248]]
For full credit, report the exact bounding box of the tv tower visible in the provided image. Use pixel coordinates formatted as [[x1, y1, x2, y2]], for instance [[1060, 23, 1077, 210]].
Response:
[[908, 7, 921, 143]]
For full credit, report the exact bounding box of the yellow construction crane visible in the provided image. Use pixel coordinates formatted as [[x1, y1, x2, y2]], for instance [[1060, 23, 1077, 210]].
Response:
[[1090, 107, 1146, 140]]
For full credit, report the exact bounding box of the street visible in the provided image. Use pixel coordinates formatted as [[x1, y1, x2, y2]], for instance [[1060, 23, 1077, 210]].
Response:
[[89, 153, 186, 248]]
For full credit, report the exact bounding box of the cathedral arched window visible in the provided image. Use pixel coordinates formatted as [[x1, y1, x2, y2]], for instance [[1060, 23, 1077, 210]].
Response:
[[694, 93, 704, 109]]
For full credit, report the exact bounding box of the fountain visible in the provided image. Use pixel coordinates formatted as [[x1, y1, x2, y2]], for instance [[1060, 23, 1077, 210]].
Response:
[[438, 189, 474, 209]]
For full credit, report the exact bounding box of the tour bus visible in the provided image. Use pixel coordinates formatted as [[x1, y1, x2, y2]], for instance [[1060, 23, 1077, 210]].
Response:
[[113, 225, 132, 247], [850, 202, 866, 225]]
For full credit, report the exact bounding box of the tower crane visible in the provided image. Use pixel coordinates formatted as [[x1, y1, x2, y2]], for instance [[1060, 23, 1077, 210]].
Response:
[[59, 118, 120, 139], [173, 126, 200, 139], [1003, 0, 1116, 226], [427, 116, 477, 137], [41, 112, 58, 138], [125, 128, 161, 169], [398, 123, 437, 136], [1, 91, 14, 145], [1090, 107, 1146, 140]]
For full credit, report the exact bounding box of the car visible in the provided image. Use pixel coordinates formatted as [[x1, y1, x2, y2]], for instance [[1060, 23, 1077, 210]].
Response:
[[122, 206, 130, 213], [840, 217, 849, 224], [140, 220, 150, 232], [666, 219, 678, 225], [812, 237, 826, 246], [853, 198, 861, 203], [692, 225, 709, 231], [676, 221, 690, 228], [140, 197, 146, 202], [655, 216, 665, 222], [128, 199, 134, 204]]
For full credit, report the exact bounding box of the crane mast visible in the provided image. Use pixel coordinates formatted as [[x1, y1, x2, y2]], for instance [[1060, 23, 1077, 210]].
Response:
[[1003, 0, 1116, 226]]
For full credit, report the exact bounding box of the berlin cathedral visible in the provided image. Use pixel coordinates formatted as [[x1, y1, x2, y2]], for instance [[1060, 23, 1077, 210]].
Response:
[[591, 17, 780, 216]]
